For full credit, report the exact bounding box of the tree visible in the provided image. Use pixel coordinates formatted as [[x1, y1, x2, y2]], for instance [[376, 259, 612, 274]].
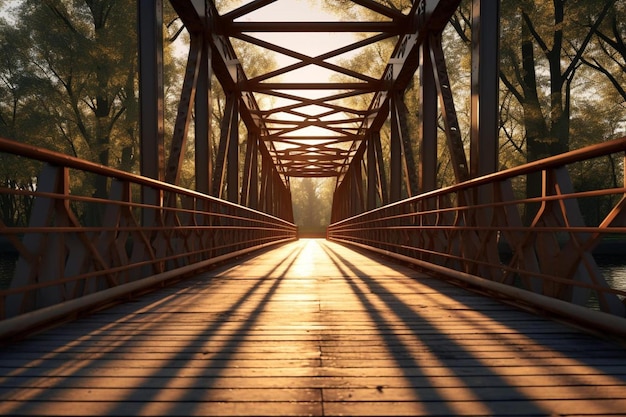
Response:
[[291, 177, 334, 233], [583, 2, 626, 106], [499, 1, 617, 158], [0, 0, 139, 202]]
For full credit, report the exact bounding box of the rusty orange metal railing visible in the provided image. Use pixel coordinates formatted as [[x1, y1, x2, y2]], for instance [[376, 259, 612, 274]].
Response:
[[328, 136, 626, 335], [0, 137, 296, 339]]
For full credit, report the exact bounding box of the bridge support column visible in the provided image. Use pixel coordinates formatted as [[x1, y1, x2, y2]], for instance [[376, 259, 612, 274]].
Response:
[[429, 33, 470, 184], [390, 94, 402, 202], [138, 0, 164, 226], [227, 98, 240, 204], [390, 92, 418, 202], [259, 151, 270, 214], [195, 33, 212, 195], [419, 38, 438, 193], [366, 132, 377, 210], [259, 146, 292, 221], [165, 34, 203, 186], [212, 93, 239, 202], [241, 132, 259, 209], [365, 131, 388, 211], [470, 0, 499, 179]]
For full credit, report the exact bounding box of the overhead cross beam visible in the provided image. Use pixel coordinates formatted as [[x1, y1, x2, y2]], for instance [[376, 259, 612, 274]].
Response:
[[156, 0, 498, 221], [169, 0, 463, 182]]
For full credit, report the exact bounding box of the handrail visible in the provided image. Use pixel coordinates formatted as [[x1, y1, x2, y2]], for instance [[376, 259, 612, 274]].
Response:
[[0, 137, 293, 227], [328, 136, 626, 337], [0, 136, 297, 340], [332, 136, 626, 227]]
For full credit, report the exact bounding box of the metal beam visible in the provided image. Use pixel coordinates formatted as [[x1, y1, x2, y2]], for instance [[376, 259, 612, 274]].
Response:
[[224, 21, 403, 33], [227, 98, 240, 203], [373, 130, 388, 205], [138, 0, 164, 182], [195, 30, 212, 195], [165, 35, 203, 186], [470, 0, 499, 178], [361, 0, 462, 134], [419, 39, 438, 193], [212, 93, 236, 199], [367, 132, 377, 210], [429, 33, 470, 183], [390, 95, 402, 202], [393, 92, 418, 198], [241, 132, 259, 208]]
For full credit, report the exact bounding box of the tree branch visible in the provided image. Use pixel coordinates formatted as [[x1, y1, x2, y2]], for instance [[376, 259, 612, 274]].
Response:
[[563, 0, 616, 81]]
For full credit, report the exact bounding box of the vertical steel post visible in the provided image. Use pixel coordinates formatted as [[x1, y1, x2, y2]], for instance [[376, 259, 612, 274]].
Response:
[[430, 33, 470, 184], [212, 93, 235, 199], [241, 132, 259, 208], [195, 31, 212, 195], [419, 40, 438, 193], [373, 131, 388, 205], [227, 98, 239, 203], [390, 96, 402, 202], [138, 0, 164, 182], [249, 134, 259, 209], [259, 150, 270, 213], [354, 159, 364, 215], [394, 91, 419, 198], [367, 132, 377, 210], [470, 0, 499, 178], [165, 35, 203, 186], [138, 0, 164, 223]]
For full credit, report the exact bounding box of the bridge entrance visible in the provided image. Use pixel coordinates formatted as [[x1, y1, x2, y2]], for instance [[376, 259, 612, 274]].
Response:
[[2, 239, 626, 416]]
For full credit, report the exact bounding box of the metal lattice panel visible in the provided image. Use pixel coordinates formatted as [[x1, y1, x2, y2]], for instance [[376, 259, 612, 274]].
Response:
[[171, 0, 461, 185]]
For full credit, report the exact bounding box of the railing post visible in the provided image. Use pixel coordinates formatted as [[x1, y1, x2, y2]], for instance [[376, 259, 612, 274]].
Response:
[[7, 165, 69, 317]]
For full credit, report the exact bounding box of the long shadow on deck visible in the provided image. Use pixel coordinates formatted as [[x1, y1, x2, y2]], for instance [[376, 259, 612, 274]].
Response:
[[319, 241, 626, 416], [1, 240, 626, 416], [0, 244, 309, 416]]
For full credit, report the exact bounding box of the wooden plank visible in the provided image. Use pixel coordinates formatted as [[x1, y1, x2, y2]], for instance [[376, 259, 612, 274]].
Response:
[[2, 373, 625, 390], [0, 401, 322, 416], [1, 239, 626, 417]]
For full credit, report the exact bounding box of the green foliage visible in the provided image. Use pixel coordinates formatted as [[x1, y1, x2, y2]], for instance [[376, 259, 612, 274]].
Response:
[[0, 1, 140, 219], [291, 177, 334, 233], [2, 0, 625, 225]]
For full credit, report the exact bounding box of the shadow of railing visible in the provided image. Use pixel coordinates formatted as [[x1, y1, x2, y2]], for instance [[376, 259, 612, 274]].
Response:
[[328, 137, 626, 338], [0, 243, 310, 416], [1, 239, 626, 415], [319, 240, 626, 415]]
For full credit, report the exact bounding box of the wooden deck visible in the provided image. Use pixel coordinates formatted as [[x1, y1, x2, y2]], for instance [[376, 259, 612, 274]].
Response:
[[1, 239, 626, 416]]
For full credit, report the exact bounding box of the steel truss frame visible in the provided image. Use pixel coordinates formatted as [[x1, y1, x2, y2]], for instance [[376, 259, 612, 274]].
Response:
[[139, 0, 499, 222], [328, 136, 626, 326]]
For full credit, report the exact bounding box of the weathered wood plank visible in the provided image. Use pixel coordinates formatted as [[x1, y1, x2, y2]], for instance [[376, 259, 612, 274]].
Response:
[[1, 239, 625, 417]]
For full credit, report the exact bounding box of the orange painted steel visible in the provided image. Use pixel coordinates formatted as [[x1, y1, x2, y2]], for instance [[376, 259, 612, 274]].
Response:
[[328, 136, 626, 327], [0, 137, 297, 335]]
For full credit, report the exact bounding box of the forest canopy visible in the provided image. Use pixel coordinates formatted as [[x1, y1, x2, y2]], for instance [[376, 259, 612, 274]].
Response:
[[1, 0, 625, 228]]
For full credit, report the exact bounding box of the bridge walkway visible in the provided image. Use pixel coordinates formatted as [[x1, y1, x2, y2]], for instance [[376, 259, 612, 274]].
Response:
[[1, 239, 626, 416]]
